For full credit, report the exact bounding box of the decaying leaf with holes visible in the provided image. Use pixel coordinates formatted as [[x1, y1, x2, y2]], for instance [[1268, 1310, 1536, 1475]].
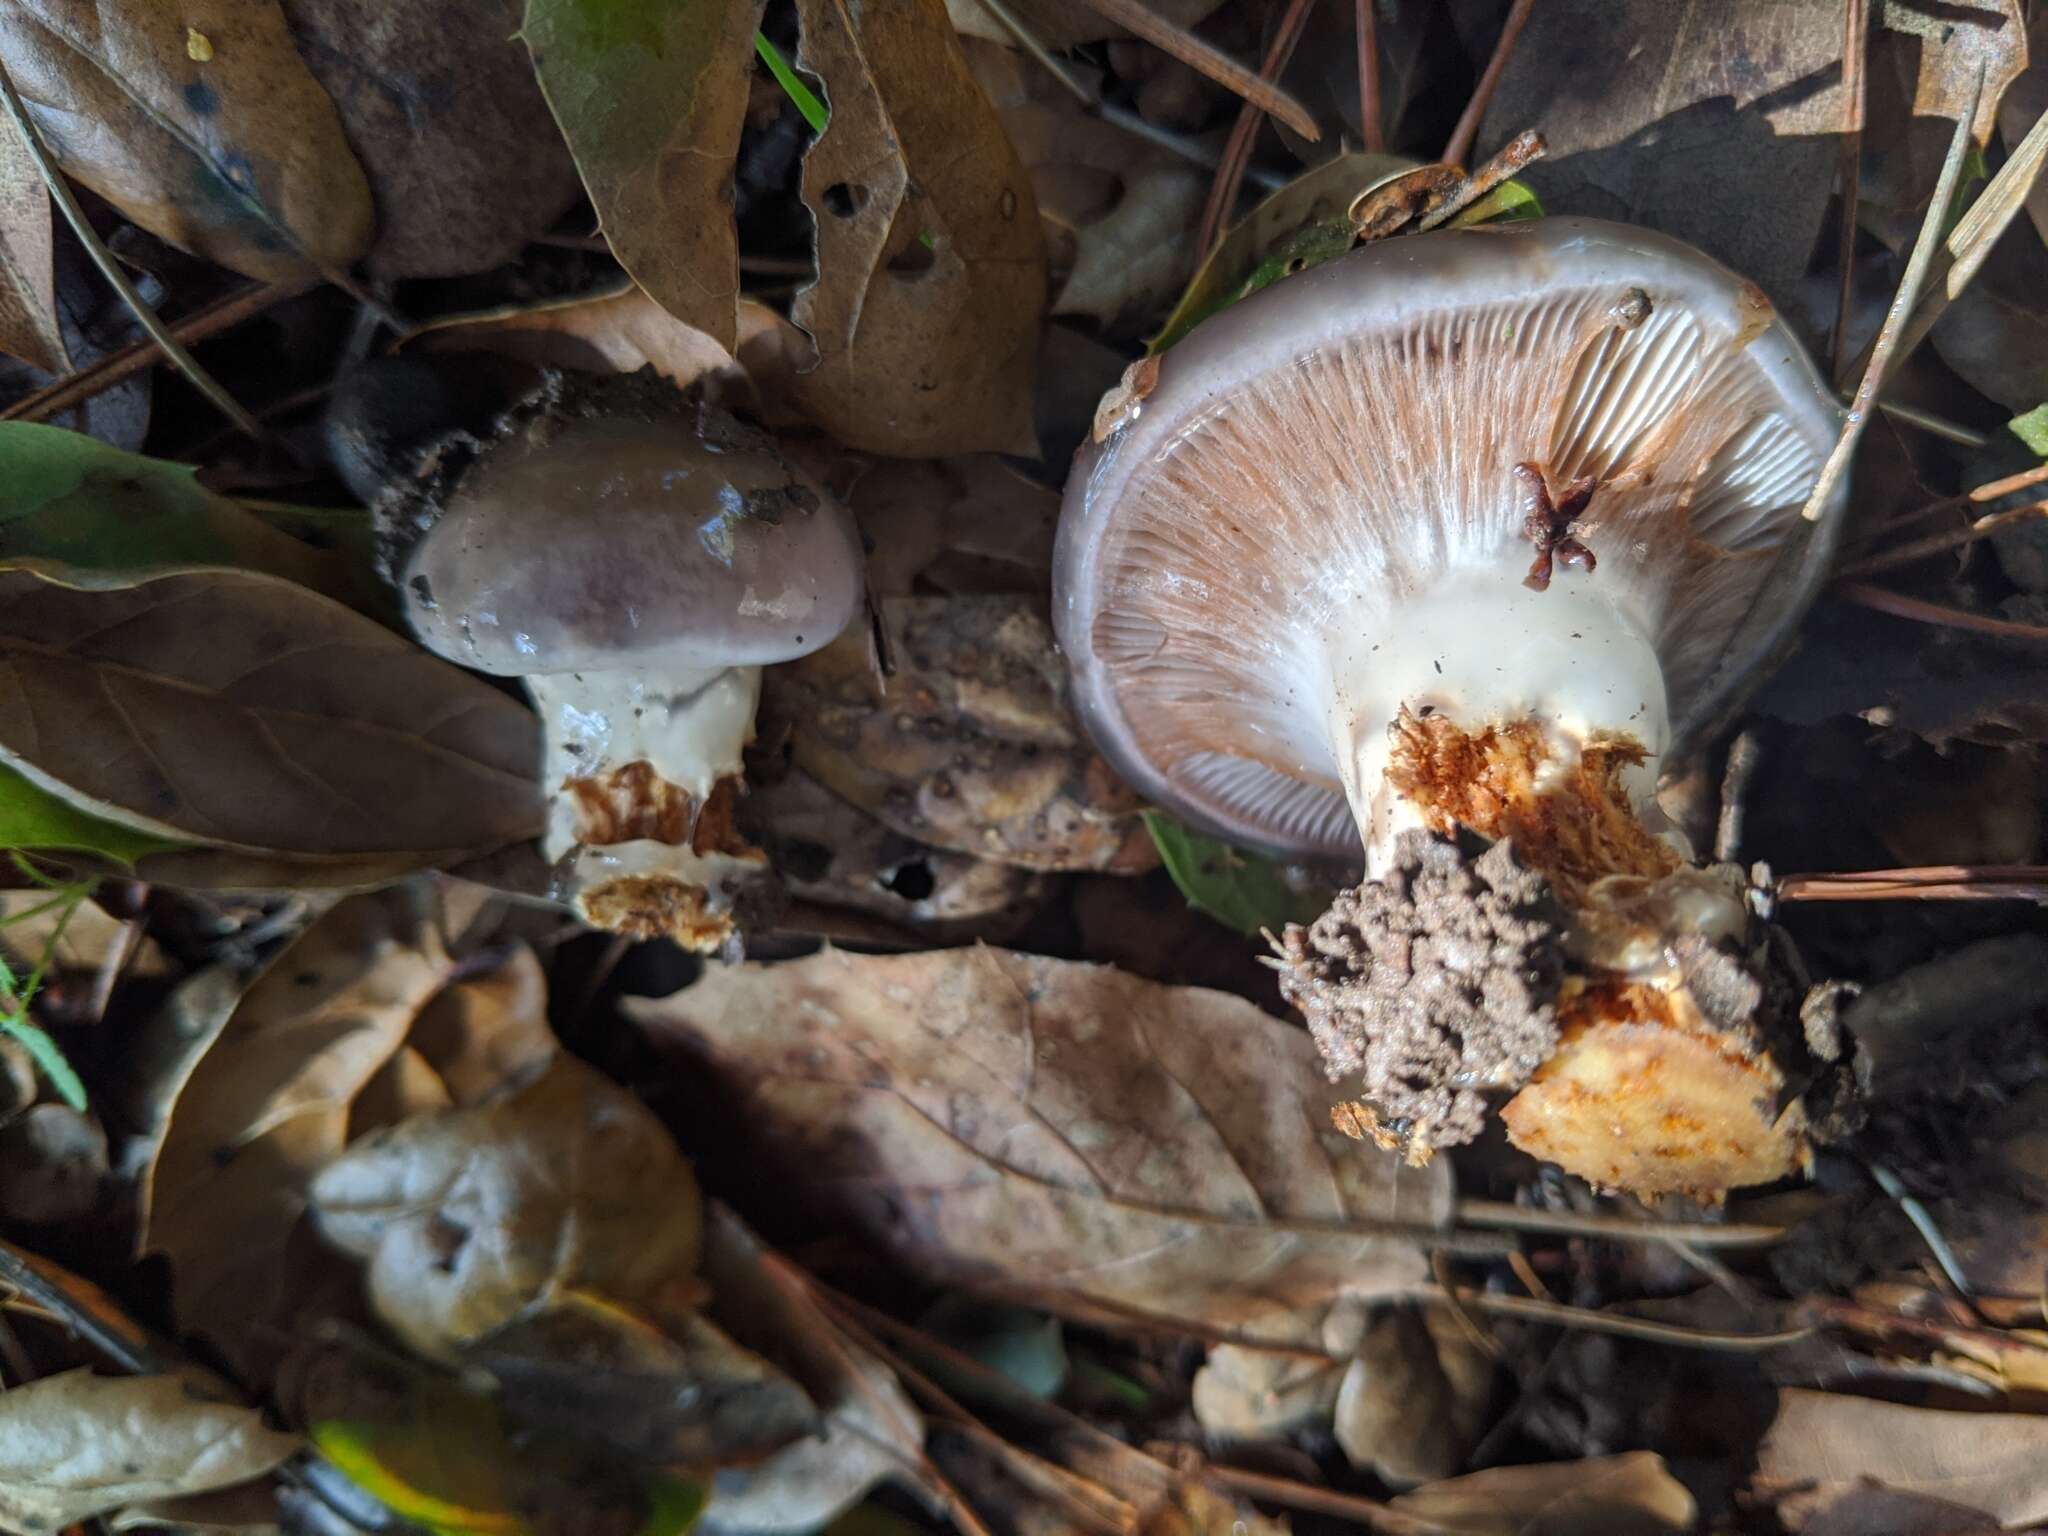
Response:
[[0, 0, 373, 282], [521, 0, 767, 351], [790, 0, 1046, 456], [764, 596, 1155, 873], [629, 946, 1449, 1347]]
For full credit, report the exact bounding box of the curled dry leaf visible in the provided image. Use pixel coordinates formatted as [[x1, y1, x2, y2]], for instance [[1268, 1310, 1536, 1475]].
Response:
[[520, 0, 767, 352], [1387, 1452, 1696, 1536], [308, 1055, 702, 1361], [767, 595, 1155, 873], [273, 0, 582, 279], [143, 888, 458, 1376], [1332, 1304, 1494, 1487], [791, 0, 1046, 457], [0, 1369, 300, 1532], [629, 946, 1449, 1347], [0, 566, 543, 882], [1879, 0, 2026, 146], [0, 0, 373, 282], [965, 40, 1206, 333], [0, 104, 62, 374], [698, 1205, 931, 1534], [1472, 0, 1843, 314], [1758, 1389, 2048, 1530]]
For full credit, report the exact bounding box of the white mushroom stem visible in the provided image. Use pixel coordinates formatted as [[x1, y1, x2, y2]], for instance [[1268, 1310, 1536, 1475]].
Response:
[[525, 665, 770, 945], [1323, 549, 1672, 875]]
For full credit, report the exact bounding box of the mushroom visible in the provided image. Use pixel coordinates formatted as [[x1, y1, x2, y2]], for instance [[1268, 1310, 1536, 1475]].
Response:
[[388, 368, 864, 951], [1056, 218, 1847, 1197]]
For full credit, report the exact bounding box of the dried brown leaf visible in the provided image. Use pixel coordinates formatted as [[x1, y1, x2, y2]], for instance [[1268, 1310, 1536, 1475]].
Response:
[[0, 1370, 299, 1531], [947, 0, 1225, 51], [790, 0, 1045, 457], [408, 283, 750, 395], [110, 1482, 283, 1536], [766, 595, 1154, 872], [0, 0, 373, 282], [1387, 1452, 1696, 1535], [0, 105, 62, 374], [402, 942, 557, 1108], [521, 0, 767, 352], [143, 889, 456, 1375], [628, 946, 1448, 1346], [275, 0, 582, 279], [1473, 0, 1844, 313], [965, 41, 1204, 332], [1879, 0, 2025, 145], [308, 1055, 701, 1361], [0, 887, 170, 983], [750, 768, 1052, 940], [1758, 1390, 2048, 1529], [851, 454, 1058, 598], [0, 566, 543, 877]]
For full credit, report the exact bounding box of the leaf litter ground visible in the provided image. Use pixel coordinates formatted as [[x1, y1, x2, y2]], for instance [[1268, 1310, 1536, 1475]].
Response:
[[2, 2, 2048, 1534]]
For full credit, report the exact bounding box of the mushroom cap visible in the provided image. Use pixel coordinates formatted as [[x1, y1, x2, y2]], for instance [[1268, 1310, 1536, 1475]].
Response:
[[404, 411, 865, 676], [1056, 217, 1847, 859]]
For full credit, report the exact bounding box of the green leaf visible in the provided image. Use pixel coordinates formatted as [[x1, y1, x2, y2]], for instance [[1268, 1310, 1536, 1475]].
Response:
[[0, 1015, 85, 1111], [754, 32, 828, 135], [1143, 812, 1328, 937], [1448, 177, 1545, 228], [0, 424, 370, 603], [2009, 403, 2048, 458], [311, 1359, 705, 1536], [0, 761, 188, 866]]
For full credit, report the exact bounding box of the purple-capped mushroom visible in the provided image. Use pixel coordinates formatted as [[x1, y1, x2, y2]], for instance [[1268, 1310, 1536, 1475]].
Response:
[[396, 375, 864, 951]]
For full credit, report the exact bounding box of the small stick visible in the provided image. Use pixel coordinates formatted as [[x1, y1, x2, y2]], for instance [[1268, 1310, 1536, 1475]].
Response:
[[1, 278, 313, 425], [1195, 0, 1319, 254], [1837, 580, 2048, 641], [1836, 499, 2048, 578], [1417, 129, 1546, 231], [1069, 0, 1320, 140], [1972, 459, 2048, 504], [0, 64, 267, 444], [1208, 1467, 1430, 1536], [973, 0, 1280, 187], [1831, 0, 1870, 381], [1868, 1161, 1974, 1299], [1453, 1197, 1786, 1248], [1777, 864, 2048, 902], [1442, 0, 1536, 168], [1875, 399, 1986, 448], [1804, 74, 1982, 524], [1715, 729, 1762, 864], [1356, 0, 1383, 152], [1449, 1289, 1815, 1350]]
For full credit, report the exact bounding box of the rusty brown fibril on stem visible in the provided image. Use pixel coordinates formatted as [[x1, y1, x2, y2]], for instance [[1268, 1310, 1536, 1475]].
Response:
[[1777, 864, 2048, 902], [1, 279, 315, 425], [1356, 0, 1383, 151], [1442, 0, 1537, 167], [1070, 0, 1319, 138], [1837, 579, 2048, 641], [1836, 499, 2048, 578], [1196, 0, 1321, 255], [1831, 0, 1869, 382], [0, 64, 271, 445]]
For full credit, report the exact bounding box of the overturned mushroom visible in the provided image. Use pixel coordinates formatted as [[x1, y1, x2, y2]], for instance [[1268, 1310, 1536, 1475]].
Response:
[[386, 369, 864, 951], [1057, 219, 1847, 1197]]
